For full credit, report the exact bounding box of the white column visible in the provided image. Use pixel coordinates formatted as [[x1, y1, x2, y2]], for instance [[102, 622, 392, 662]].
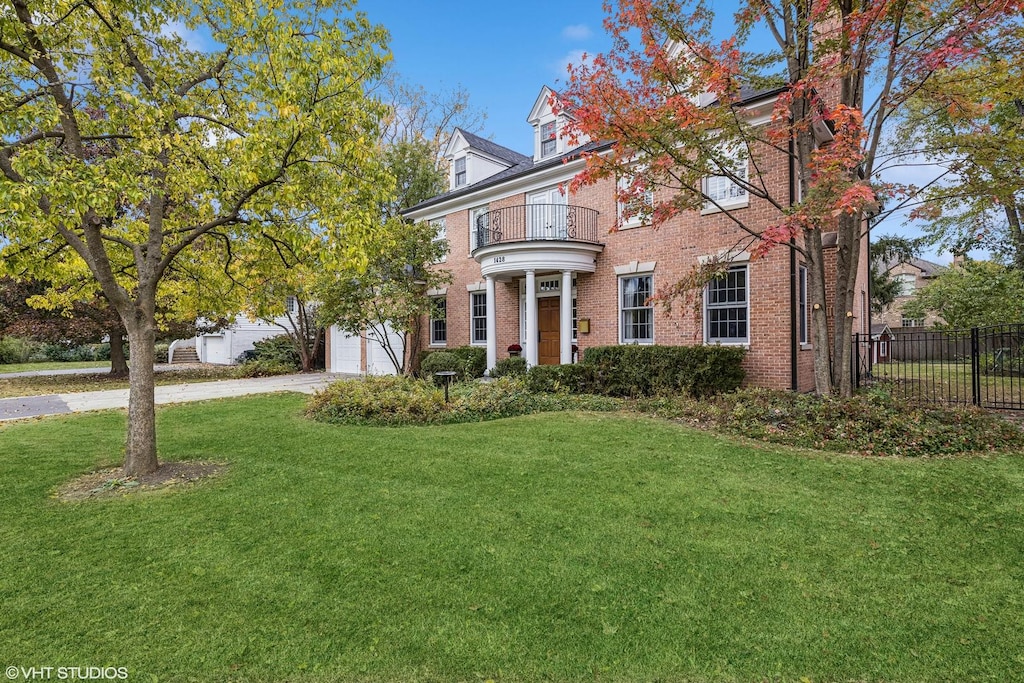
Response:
[[525, 270, 538, 367], [485, 276, 497, 373], [560, 270, 573, 364]]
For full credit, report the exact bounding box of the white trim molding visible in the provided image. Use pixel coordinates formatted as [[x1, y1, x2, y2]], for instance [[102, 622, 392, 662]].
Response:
[[613, 260, 657, 275]]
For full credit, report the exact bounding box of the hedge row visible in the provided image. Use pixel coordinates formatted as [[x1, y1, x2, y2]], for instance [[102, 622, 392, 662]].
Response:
[[0, 336, 172, 364], [526, 344, 745, 398]]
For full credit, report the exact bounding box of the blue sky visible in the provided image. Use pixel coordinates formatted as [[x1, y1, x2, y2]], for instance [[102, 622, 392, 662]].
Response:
[[357, 1, 943, 261], [357, 0, 612, 152]]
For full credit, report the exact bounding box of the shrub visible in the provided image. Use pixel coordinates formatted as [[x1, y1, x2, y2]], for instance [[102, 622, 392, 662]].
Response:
[[419, 346, 486, 381], [449, 346, 487, 379], [491, 356, 527, 378], [525, 363, 598, 394], [250, 335, 301, 370], [638, 387, 1024, 457], [233, 360, 297, 378], [307, 376, 447, 425], [582, 344, 745, 397], [0, 337, 37, 364], [307, 375, 623, 427], [154, 343, 170, 364], [420, 351, 460, 379]]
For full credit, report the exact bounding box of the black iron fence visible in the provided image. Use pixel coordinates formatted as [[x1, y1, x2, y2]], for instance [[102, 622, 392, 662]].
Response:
[[473, 204, 601, 253], [852, 324, 1024, 410]]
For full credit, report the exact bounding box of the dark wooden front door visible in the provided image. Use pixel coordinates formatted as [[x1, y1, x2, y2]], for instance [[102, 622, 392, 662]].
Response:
[[538, 297, 560, 365]]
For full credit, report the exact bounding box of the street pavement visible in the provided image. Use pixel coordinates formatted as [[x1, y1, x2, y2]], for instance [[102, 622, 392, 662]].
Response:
[[0, 372, 346, 422]]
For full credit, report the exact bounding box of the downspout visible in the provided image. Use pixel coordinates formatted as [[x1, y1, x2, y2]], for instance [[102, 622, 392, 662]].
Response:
[[789, 137, 799, 391]]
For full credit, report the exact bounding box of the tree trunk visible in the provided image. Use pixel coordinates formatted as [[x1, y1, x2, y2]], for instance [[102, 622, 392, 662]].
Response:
[[1006, 202, 1024, 271], [831, 214, 862, 397], [804, 228, 836, 395], [124, 323, 158, 476], [109, 326, 128, 378]]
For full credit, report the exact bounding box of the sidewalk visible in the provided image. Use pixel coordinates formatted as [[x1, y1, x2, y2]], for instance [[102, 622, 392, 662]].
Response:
[[0, 373, 345, 422]]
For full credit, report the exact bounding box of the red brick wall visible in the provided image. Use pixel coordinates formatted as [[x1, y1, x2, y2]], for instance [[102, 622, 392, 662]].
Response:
[[415, 133, 867, 392]]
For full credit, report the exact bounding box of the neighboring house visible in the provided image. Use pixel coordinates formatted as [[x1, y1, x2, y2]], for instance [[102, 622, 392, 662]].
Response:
[[876, 257, 946, 329], [340, 85, 869, 391], [192, 297, 302, 365]]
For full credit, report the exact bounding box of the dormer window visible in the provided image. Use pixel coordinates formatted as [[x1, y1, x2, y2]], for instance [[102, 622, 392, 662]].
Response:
[[540, 121, 557, 157], [454, 157, 467, 188]]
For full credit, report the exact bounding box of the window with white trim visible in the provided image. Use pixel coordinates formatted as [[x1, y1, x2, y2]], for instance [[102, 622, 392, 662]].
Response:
[[454, 156, 467, 188], [470, 292, 487, 345], [430, 297, 447, 345], [285, 295, 298, 314], [704, 147, 748, 208], [619, 274, 653, 344], [705, 265, 748, 344], [430, 218, 447, 263], [617, 173, 654, 228], [469, 205, 489, 252], [540, 121, 557, 158], [798, 265, 808, 345], [901, 316, 922, 328], [895, 273, 916, 296]]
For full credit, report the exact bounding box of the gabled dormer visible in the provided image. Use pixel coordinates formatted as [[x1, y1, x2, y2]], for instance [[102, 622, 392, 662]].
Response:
[[442, 128, 530, 192], [527, 86, 585, 163]]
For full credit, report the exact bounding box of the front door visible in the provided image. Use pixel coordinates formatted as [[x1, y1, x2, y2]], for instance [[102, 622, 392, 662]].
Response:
[[538, 297, 560, 365]]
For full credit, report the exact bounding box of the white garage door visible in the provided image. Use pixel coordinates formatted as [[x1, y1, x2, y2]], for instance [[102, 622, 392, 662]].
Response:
[[329, 326, 362, 374], [201, 335, 231, 365], [365, 323, 404, 376]]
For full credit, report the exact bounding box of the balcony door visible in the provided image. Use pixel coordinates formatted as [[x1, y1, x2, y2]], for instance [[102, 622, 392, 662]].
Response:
[[527, 187, 567, 240]]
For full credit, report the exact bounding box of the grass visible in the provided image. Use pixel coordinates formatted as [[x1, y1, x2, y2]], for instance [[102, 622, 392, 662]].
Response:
[[0, 360, 111, 374], [0, 365, 241, 398], [2, 394, 1024, 682], [869, 360, 1023, 407]]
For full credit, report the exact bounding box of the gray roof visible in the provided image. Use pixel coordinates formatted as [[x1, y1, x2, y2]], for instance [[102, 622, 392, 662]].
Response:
[[883, 257, 946, 278], [405, 85, 787, 216], [405, 139, 611, 214], [457, 129, 532, 167]]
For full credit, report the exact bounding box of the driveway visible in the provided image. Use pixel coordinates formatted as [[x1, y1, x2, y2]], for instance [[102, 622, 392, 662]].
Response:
[[0, 373, 347, 422]]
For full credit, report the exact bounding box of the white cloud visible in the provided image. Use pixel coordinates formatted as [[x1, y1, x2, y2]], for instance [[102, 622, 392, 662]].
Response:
[[561, 24, 593, 41], [552, 49, 590, 77]]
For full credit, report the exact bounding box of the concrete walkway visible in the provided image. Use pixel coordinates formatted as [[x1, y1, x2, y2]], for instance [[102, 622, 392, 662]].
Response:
[[0, 373, 347, 422]]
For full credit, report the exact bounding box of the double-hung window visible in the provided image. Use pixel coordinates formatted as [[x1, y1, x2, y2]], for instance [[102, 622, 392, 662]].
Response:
[[470, 292, 487, 345], [540, 121, 557, 157], [798, 265, 808, 345], [454, 157, 467, 188], [704, 147, 748, 209], [706, 265, 748, 344], [430, 297, 447, 346], [617, 172, 654, 228], [620, 275, 653, 344], [430, 218, 447, 263]]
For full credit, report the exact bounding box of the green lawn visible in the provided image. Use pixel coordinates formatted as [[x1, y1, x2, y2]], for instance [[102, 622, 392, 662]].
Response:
[[2, 394, 1023, 682], [0, 360, 111, 374]]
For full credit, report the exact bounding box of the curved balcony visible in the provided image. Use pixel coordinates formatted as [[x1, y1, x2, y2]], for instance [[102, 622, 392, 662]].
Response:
[[472, 204, 604, 280], [472, 204, 601, 254]]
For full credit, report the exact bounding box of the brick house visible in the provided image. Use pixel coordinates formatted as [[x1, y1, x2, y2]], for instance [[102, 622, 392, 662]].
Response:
[[328, 86, 870, 390], [875, 257, 946, 329]]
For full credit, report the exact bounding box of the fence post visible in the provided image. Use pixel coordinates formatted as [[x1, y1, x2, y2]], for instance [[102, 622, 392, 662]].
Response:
[[853, 333, 861, 389], [971, 327, 981, 407]]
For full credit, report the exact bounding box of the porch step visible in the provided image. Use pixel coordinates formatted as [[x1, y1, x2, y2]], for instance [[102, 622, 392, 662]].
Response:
[[171, 347, 199, 364]]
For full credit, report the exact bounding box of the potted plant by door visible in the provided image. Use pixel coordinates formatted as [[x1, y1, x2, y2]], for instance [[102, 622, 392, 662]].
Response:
[[507, 343, 522, 358]]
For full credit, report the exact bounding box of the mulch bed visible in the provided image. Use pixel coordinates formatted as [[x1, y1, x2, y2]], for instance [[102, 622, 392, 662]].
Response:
[[55, 461, 226, 502]]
